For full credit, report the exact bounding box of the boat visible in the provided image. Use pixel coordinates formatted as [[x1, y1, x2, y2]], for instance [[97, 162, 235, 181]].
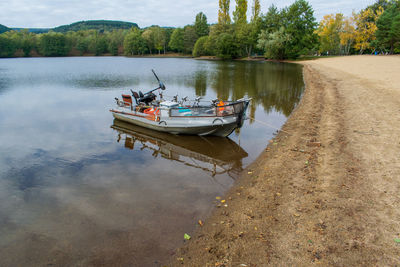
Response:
[[111, 119, 248, 179], [110, 70, 251, 137]]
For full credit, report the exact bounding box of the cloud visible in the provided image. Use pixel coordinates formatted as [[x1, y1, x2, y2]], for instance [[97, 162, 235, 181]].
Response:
[[0, 0, 377, 28]]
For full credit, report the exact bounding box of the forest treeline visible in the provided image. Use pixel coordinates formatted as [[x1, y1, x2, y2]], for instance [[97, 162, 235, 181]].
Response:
[[0, 0, 399, 59]]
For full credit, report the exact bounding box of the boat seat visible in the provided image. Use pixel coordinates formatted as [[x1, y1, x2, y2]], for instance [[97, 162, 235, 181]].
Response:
[[131, 90, 156, 105], [122, 94, 132, 106], [131, 91, 140, 104]]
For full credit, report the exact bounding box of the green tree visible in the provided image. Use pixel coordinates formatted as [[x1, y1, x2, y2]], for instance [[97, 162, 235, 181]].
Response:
[[0, 35, 16, 57], [39, 32, 68, 56], [194, 12, 209, 37], [183, 25, 198, 54], [88, 31, 108, 56], [257, 27, 292, 59], [142, 28, 155, 54], [283, 0, 318, 58], [375, 1, 400, 53], [218, 0, 231, 25], [235, 22, 259, 57], [152, 27, 166, 54], [233, 0, 248, 24], [107, 29, 126, 56], [124, 28, 147, 55], [169, 28, 184, 52], [260, 5, 282, 34], [193, 36, 209, 57], [76, 37, 90, 55], [216, 32, 237, 58]]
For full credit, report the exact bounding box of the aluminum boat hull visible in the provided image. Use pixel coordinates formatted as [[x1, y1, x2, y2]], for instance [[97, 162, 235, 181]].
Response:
[[111, 111, 239, 137]]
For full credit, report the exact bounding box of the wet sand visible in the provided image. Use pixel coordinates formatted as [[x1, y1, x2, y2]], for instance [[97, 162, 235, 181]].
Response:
[[170, 55, 400, 266]]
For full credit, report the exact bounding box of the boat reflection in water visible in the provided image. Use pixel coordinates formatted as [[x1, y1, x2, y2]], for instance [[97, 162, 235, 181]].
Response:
[[111, 119, 248, 179]]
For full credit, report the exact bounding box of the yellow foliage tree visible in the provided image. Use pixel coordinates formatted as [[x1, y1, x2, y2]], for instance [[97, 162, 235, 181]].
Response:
[[316, 13, 344, 54], [339, 16, 356, 55], [218, 0, 231, 25], [353, 7, 383, 54]]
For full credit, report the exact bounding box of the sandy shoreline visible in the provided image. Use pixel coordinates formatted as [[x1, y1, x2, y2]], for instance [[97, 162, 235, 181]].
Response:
[[169, 55, 400, 266]]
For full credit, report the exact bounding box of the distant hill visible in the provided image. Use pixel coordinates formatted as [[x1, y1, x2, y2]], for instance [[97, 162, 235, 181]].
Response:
[[53, 20, 139, 32], [12, 28, 50, 33], [0, 24, 11, 34]]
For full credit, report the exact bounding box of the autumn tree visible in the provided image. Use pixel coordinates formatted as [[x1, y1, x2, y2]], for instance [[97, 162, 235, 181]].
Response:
[[353, 7, 383, 54], [218, 0, 231, 25], [316, 13, 344, 54], [233, 0, 248, 24], [339, 16, 356, 55], [251, 0, 260, 22]]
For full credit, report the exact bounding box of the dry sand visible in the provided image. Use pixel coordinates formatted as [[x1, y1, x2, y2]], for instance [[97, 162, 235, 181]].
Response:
[[169, 55, 400, 266]]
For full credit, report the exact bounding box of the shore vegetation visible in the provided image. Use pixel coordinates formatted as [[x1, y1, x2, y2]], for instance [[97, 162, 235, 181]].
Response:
[[0, 0, 399, 59]]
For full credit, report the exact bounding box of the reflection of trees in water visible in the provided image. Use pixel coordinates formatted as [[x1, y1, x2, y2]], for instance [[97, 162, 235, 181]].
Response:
[[191, 61, 304, 117], [0, 75, 11, 95], [194, 70, 207, 96]]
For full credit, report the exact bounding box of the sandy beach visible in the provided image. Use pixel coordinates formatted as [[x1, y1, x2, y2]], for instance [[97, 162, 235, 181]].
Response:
[[170, 55, 400, 266]]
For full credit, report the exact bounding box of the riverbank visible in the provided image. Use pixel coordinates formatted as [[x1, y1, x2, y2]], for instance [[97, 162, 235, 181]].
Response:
[[170, 55, 400, 266]]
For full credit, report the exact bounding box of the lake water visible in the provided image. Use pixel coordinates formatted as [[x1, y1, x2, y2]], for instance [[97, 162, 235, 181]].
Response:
[[0, 57, 303, 266]]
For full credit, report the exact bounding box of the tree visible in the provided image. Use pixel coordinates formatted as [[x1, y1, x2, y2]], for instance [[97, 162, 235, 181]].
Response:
[[235, 22, 258, 57], [283, 0, 318, 58], [88, 31, 108, 56], [375, 1, 400, 53], [193, 36, 209, 57], [260, 5, 282, 34], [194, 12, 209, 37], [124, 28, 147, 55], [251, 0, 260, 22], [218, 0, 231, 25], [353, 7, 383, 54], [152, 27, 166, 54], [233, 0, 248, 24], [339, 16, 356, 55], [169, 28, 184, 52], [39, 32, 68, 56], [216, 32, 237, 58], [76, 37, 90, 55], [183, 25, 198, 54], [107, 29, 126, 56], [316, 13, 344, 54], [142, 28, 155, 54], [0, 35, 16, 57], [257, 27, 291, 59]]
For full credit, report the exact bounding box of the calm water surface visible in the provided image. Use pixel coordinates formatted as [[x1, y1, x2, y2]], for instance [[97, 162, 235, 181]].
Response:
[[0, 57, 303, 266]]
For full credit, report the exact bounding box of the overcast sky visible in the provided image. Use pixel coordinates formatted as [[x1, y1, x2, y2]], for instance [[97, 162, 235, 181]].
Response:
[[1, 0, 377, 28]]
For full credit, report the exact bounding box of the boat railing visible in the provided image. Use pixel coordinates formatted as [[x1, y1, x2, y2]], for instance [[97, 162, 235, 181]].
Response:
[[169, 100, 247, 118]]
